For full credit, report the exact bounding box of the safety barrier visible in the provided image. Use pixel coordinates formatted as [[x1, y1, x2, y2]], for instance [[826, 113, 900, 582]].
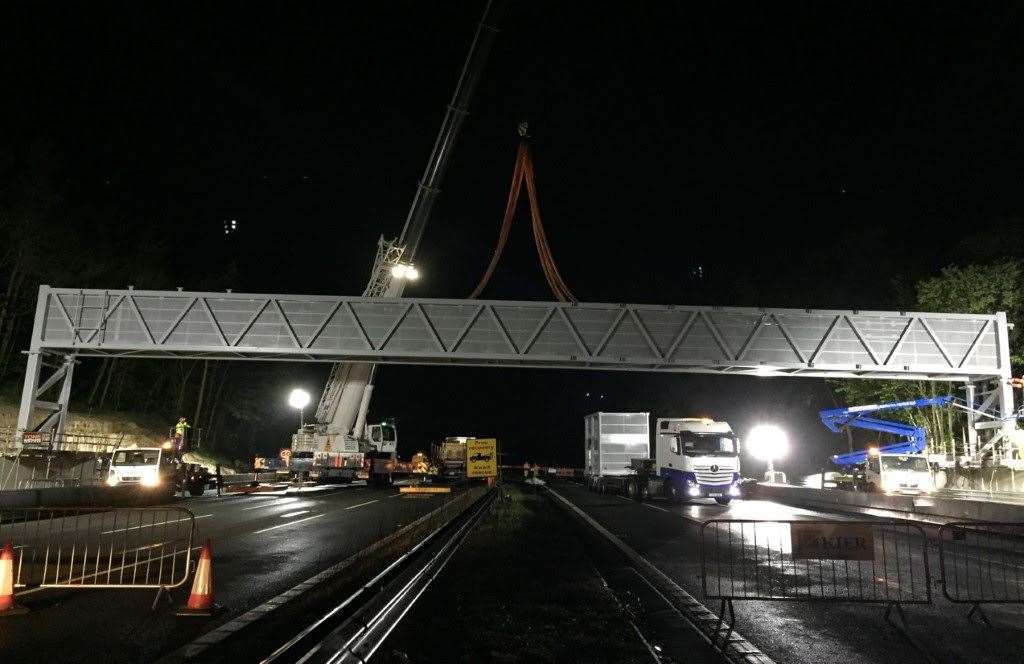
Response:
[[938, 521, 1024, 623], [700, 519, 930, 634], [1, 506, 195, 600]]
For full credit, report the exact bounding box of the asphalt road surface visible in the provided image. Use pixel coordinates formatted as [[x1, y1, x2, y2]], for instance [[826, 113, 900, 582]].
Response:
[[551, 481, 1024, 664], [1, 482, 462, 663]]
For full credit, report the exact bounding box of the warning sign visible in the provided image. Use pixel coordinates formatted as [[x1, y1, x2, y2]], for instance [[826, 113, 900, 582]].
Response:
[[791, 522, 875, 561], [466, 438, 498, 478]]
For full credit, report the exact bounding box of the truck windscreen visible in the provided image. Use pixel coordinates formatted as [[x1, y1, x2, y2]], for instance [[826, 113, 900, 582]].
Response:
[[881, 456, 929, 472], [677, 432, 737, 456], [112, 450, 159, 465]]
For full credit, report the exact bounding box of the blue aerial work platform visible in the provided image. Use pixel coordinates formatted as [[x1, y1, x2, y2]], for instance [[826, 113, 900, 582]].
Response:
[[820, 396, 954, 466]]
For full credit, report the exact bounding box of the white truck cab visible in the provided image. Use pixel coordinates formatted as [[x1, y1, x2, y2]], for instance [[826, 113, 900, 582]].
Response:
[[866, 452, 934, 495], [107, 446, 170, 488], [655, 418, 741, 504]]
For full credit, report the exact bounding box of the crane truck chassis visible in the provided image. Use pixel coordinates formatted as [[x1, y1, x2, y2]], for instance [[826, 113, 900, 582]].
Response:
[[585, 412, 742, 505]]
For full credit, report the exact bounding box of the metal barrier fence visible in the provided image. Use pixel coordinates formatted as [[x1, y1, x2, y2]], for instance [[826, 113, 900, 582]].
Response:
[[938, 521, 1024, 623], [701, 519, 931, 632], [1, 506, 196, 601]]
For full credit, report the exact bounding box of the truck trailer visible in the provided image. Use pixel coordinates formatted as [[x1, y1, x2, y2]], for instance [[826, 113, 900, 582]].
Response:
[[585, 412, 742, 505]]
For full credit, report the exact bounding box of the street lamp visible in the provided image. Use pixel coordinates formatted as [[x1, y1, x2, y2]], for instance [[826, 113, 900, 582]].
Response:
[[747, 424, 789, 483], [288, 388, 311, 428]]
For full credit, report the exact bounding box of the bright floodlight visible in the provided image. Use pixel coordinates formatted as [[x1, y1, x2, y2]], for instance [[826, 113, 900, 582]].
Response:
[[747, 424, 788, 462], [390, 263, 419, 280], [288, 388, 311, 410]]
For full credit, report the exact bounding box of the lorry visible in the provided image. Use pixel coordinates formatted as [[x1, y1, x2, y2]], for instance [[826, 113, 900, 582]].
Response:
[[105, 443, 210, 497], [820, 397, 945, 495], [431, 437, 469, 482], [289, 420, 396, 484], [584, 412, 742, 505]]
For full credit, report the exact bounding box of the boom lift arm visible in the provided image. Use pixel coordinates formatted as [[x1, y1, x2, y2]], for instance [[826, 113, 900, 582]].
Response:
[[821, 396, 953, 465]]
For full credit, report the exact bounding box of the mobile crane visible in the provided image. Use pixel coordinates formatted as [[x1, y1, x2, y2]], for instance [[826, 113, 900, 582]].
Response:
[[289, 1, 505, 482], [819, 396, 953, 494]]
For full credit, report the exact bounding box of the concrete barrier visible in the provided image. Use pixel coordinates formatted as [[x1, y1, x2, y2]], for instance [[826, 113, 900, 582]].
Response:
[[0, 485, 171, 508], [755, 483, 1024, 523]]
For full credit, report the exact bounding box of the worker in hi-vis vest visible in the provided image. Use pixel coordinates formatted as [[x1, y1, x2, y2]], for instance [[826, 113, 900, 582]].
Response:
[[174, 417, 191, 455]]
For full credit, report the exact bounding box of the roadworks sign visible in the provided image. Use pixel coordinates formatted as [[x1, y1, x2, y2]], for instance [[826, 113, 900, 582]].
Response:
[[466, 438, 498, 478]]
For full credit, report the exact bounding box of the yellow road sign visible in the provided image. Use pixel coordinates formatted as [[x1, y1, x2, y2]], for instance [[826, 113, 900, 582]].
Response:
[[466, 438, 498, 478]]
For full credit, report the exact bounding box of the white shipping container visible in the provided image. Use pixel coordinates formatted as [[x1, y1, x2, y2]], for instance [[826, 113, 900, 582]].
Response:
[[585, 412, 650, 477]]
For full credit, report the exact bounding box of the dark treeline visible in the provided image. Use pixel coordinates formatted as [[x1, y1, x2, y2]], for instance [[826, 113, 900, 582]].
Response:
[[0, 141, 276, 461]]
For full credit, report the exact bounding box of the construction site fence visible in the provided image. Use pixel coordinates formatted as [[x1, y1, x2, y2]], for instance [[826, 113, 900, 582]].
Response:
[[938, 521, 1024, 605], [700, 519, 931, 605], [1, 506, 195, 592]]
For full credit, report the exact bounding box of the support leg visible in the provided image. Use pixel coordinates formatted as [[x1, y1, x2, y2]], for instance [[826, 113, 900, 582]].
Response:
[[967, 603, 992, 626]]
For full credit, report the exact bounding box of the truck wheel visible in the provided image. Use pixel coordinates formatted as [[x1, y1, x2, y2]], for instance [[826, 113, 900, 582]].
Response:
[[189, 483, 205, 497], [714, 497, 731, 505], [637, 483, 649, 501], [625, 479, 637, 499], [668, 482, 682, 504]]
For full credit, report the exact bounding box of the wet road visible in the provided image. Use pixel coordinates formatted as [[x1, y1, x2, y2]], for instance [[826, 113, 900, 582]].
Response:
[[0, 482, 461, 663], [552, 481, 1024, 664]]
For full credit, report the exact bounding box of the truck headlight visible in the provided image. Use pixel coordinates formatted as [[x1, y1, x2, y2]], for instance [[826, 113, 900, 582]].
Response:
[[141, 473, 161, 488], [106, 475, 120, 487], [728, 484, 741, 497], [687, 486, 701, 497]]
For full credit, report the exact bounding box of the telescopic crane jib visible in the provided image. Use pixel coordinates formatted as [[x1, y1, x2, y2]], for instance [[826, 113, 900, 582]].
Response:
[[292, 1, 506, 481]]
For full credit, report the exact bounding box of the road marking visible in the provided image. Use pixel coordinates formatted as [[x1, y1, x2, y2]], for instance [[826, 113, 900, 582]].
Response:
[[643, 503, 670, 513], [388, 493, 403, 498], [616, 495, 633, 502], [102, 514, 211, 534], [345, 499, 379, 510], [280, 510, 310, 519], [242, 497, 299, 510], [253, 513, 324, 534]]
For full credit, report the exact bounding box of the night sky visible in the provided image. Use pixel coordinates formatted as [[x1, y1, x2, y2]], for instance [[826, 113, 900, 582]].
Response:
[[5, 2, 1023, 476]]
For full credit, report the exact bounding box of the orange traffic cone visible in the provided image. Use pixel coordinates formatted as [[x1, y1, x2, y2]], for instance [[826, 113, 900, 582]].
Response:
[[0, 540, 28, 616], [176, 538, 222, 616]]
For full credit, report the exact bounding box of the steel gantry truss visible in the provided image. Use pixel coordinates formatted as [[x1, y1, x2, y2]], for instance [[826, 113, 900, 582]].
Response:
[[15, 285, 1017, 443]]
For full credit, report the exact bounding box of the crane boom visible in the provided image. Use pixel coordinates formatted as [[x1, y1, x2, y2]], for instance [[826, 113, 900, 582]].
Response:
[[312, 0, 505, 442], [821, 396, 954, 465]]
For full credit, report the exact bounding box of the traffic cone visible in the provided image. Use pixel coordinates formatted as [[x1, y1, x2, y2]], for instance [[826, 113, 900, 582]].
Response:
[[0, 540, 28, 616], [176, 538, 222, 616]]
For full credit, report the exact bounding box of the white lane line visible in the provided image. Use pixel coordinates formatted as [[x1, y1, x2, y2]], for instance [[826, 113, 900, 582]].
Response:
[[102, 514, 211, 534], [345, 499, 379, 510], [242, 497, 299, 510], [616, 495, 633, 502], [253, 513, 324, 534], [387, 493, 403, 499], [643, 503, 670, 513], [280, 510, 310, 519]]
